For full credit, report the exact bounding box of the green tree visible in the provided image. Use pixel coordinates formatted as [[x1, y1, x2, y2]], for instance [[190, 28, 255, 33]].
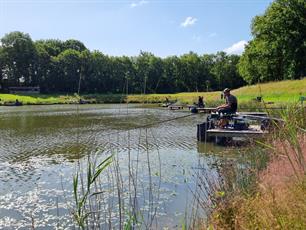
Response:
[[0, 31, 37, 86], [200, 54, 216, 91], [134, 51, 152, 94], [211, 52, 244, 90], [0, 46, 7, 89], [180, 52, 201, 92], [63, 39, 87, 52], [87, 51, 110, 93], [159, 56, 178, 93], [54, 49, 82, 92], [0, 31, 247, 94], [35, 39, 64, 57], [239, 0, 306, 84]]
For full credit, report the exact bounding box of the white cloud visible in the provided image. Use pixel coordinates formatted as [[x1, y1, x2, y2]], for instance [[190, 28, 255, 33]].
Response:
[[181, 17, 197, 27], [192, 35, 202, 42], [224, 40, 248, 54], [209, 32, 217, 37], [130, 0, 148, 8]]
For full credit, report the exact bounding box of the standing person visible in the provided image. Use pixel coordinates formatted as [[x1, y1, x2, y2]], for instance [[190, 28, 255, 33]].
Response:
[[216, 88, 237, 114]]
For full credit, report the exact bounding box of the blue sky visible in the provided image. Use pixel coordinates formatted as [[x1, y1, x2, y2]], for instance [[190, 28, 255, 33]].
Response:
[[0, 0, 272, 57]]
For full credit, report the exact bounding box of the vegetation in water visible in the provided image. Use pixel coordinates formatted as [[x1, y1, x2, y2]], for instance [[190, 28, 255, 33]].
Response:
[[72, 154, 113, 229]]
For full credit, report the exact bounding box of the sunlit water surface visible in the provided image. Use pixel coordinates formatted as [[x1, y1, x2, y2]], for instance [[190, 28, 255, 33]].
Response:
[[0, 104, 227, 229]]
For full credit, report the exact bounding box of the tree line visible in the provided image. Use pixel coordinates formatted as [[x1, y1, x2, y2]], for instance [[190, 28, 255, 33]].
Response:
[[0, 0, 304, 94], [0, 32, 244, 94]]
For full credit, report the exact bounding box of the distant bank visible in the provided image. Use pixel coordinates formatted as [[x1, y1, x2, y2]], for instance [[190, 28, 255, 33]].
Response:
[[0, 78, 305, 107]]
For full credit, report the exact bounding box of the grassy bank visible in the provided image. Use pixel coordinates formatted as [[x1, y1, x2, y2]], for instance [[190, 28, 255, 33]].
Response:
[[0, 93, 127, 105], [0, 93, 81, 105], [128, 78, 306, 106], [0, 78, 305, 106], [233, 78, 306, 103], [201, 105, 306, 229]]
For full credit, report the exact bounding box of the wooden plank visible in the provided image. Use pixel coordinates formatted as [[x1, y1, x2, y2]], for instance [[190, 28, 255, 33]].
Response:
[[237, 112, 268, 116], [206, 125, 267, 138], [169, 105, 184, 110], [196, 107, 216, 113], [194, 110, 268, 115]]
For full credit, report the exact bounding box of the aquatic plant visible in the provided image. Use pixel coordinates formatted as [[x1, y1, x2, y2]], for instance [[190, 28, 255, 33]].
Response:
[[72, 155, 113, 229]]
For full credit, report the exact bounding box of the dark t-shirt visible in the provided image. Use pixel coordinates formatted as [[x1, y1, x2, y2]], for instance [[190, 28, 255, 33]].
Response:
[[225, 94, 238, 112]]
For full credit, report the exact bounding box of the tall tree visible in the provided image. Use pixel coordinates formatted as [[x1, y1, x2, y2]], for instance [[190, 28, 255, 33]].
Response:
[[239, 0, 306, 84], [63, 39, 87, 52], [180, 52, 201, 92], [54, 49, 82, 92], [89, 51, 112, 93], [35, 39, 64, 57], [0, 31, 37, 86], [0, 31, 246, 94]]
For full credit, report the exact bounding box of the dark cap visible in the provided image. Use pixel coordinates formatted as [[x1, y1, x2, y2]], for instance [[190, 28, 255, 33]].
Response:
[[223, 88, 230, 93]]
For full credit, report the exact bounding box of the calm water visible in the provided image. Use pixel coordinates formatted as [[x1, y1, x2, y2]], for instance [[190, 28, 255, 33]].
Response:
[[0, 104, 228, 229]]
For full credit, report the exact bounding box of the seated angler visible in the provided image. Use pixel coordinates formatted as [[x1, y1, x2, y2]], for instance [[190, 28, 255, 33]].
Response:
[[198, 96, 205, 108], [216, 88, 238, 114]]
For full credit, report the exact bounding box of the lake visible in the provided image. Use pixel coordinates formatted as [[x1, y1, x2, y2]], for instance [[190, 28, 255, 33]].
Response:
[[0, 104, 231, 229]]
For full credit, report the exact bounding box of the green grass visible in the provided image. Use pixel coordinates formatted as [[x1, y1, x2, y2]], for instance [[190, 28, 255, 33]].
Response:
[[128, 78, 306, 106], [127, 91, 220, 104], [0, 93, 125, 105], [233, 78, 306, 103], [0, 78, 305, 106], [204, 105, 306, 230], [0, 93, 80, 105]]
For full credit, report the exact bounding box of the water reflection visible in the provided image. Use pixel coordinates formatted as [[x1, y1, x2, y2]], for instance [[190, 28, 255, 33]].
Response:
[[0, 104, 225, 229]]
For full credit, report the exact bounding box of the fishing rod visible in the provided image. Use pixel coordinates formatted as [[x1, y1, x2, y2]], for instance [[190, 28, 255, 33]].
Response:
[[98, 113, 197, 138]]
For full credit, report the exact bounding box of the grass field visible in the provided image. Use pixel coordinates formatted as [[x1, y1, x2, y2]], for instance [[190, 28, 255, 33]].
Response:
[[128, 78, 306, 106], [0, 93, 79, 105], [233, 78, 306, 103], [0, 78, 305, 106]]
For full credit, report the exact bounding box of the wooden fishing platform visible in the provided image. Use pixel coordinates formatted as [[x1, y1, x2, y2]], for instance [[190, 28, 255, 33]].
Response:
[[194, 107, 216, 113], [197, 122, 269, 145], [168, 105, 184, 110], [237, 112, 268, 117], [189, 108, 270, 116], [206, 125, 267, 138]]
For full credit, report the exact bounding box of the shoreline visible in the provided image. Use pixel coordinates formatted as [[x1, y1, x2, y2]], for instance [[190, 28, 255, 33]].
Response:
[[201, 105, 306, 229]]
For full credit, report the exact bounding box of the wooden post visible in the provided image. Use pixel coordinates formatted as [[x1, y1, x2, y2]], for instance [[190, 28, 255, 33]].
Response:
[[300, 96, 305, 107], [197, 122, 208, 142]]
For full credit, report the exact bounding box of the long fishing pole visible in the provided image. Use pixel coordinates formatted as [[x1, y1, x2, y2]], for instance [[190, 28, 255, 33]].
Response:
[[98, 113, 197, 138]]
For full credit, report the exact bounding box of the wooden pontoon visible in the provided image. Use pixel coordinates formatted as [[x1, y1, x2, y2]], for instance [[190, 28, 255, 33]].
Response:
[[206, 125, 267, 138], [195, 107, 216, 113], [168, 105, 184, 110], [197, 122, 269, 144], [237, 112, 268, 117]]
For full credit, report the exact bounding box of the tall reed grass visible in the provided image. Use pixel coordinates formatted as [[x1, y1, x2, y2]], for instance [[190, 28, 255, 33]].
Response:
[[71, 128, 163, 229], [195, 104, 306, 229]]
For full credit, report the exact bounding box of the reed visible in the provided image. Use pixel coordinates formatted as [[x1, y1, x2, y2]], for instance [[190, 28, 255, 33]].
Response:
[[72, 154, 113, 229], [196, 104, 306, 229], [71, 127, 163, 229]]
